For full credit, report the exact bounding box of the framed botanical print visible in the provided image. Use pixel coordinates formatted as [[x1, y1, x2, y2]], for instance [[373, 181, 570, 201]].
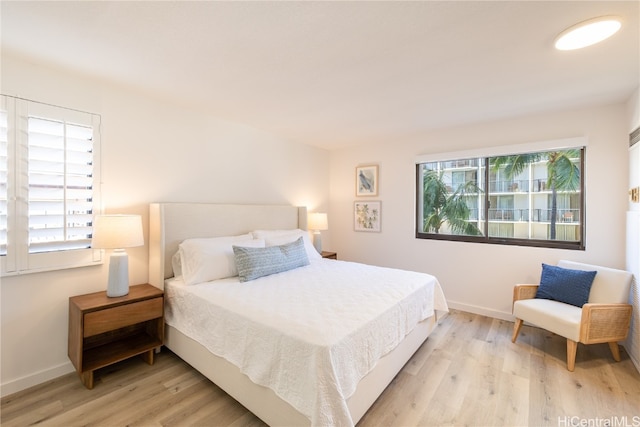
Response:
[[354, 201, 381, 232], [356, 165, 378, 196]]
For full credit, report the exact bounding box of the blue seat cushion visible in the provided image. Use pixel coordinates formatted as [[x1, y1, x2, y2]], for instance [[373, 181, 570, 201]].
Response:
[[535, 263, 597, 307]]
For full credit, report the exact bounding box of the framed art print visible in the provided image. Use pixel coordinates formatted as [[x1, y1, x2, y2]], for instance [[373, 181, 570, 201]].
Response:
[[354, 201, 381, 232], [356, 165, 378, 196]]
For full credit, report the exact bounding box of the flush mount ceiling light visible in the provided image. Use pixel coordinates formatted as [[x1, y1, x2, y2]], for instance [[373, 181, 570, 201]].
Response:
[[554, 16, 622, 50]]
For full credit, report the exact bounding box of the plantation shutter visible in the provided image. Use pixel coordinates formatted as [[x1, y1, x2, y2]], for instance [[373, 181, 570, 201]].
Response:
[[0, 105, 8, 256], [1, 95, 102, 276], [27, 116, 95, 253]]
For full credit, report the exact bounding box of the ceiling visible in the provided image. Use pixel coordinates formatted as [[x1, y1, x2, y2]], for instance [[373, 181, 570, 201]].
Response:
[[1, 1, 639, 150]]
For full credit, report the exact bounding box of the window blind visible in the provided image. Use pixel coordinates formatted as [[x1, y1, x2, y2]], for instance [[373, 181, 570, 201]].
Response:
[[0, 108, 8, 256], [27, 116, 95, 253], [1, 95, 102, 276]]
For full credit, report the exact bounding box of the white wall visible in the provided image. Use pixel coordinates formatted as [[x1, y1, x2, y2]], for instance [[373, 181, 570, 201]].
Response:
[[625, 88, 640, 371], [628, 87, 640, 136], [330, 103, 630, 320], [0, 53, 330, 396]]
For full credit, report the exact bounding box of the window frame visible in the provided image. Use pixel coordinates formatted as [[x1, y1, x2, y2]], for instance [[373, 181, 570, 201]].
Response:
[[1, 95, 103, 277], [415, 139, 586, 250]]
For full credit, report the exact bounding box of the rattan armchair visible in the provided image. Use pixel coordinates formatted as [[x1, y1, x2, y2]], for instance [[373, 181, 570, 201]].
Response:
[[512, 260, 633, 371]]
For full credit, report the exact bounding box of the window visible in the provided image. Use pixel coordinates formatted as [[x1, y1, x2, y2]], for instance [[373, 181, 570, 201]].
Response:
[[1, 95, 102, 276], [416, 144, 585, 250]]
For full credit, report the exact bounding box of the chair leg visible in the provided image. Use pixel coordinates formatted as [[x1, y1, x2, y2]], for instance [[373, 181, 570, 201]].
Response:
[[512, 318, 523, 343], [608, 342, 621, 362], [566, 339, 577, 372]]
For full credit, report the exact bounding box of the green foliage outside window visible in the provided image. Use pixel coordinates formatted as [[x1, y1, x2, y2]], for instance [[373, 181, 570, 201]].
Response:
[[416, 148, 584, 250]]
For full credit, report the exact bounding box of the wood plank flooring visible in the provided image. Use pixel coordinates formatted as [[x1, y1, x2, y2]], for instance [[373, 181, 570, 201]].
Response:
[[2, 310, 639, 426]]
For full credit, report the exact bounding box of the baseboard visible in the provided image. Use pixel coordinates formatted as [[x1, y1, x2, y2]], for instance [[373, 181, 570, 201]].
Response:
[[0, 361, 75, 398], [446, 300, 513, 322]]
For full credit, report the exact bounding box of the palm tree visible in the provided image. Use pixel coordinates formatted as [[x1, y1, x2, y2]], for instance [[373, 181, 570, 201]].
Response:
[[491, 150, 580, 240], [422, 169, 482, 235]]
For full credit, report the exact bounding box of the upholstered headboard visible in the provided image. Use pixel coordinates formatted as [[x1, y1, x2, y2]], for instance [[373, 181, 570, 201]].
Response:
[[148, 203, 308, 289]]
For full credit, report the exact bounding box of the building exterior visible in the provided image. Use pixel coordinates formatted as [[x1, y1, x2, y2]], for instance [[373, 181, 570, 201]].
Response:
[[422, 152, 582, 242]]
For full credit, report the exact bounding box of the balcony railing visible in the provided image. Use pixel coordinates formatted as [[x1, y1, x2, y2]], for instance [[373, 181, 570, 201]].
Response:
[[532, 209, 580, 223], [488, 209, 529, 221], [454, 208, 579, 223], [441, 159, 480, 169], [489, 180, 529, 193], [486, 208, 579, 223], [488, 179, 580, 194], [532, 179, 548, 192], [460, 208, 478, 221]]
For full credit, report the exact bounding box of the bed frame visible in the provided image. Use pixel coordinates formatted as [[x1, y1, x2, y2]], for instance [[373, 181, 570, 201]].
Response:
[[148, 202, 438, 426]]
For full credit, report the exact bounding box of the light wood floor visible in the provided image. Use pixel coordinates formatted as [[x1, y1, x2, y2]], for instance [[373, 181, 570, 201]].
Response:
[[2, 310, 639, 426]]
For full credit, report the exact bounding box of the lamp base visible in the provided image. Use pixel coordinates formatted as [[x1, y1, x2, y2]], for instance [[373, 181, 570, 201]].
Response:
[[107, 249, 130, 297], [312, 231, 322, 253]]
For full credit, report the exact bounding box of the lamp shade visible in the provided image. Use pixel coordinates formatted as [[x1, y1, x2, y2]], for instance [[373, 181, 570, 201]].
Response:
[[92, 215, 144, 249], [308, 213, 328, 231]]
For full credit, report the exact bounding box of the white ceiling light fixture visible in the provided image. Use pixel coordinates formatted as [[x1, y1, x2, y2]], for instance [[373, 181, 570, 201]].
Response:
[[555, 16, 622, 51]]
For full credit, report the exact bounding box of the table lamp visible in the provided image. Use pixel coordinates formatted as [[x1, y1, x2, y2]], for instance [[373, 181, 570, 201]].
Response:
[[91, 214, 144, 297], [307, 212, 328, 253]]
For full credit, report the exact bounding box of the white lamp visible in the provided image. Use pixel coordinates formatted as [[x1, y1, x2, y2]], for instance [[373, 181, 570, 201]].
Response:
[[92, 214, 144, 297], [308, 212, 328, 254]]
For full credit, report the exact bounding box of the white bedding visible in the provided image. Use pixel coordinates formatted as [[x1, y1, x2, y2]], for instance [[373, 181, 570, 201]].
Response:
[[164, 258, 448, 426]]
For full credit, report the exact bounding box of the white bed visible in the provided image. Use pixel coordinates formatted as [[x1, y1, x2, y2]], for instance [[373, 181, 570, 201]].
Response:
[[148, 202, 448, 426]]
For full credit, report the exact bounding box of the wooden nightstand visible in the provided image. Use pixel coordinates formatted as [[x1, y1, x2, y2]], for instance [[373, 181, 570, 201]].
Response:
[[321, 251, 337, 259], [68, 283, 164, 389]]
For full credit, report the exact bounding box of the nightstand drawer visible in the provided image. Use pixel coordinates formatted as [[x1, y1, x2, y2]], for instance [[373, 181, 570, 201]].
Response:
[[321, 251, 337, 259], [84, 297, 163, 337]]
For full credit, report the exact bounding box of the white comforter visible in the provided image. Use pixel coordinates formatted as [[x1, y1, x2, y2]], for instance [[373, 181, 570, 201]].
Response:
[[164, 259, 448, 426]]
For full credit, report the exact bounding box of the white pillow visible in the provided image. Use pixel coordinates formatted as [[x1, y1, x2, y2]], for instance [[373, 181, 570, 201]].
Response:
[[179, 234, 265, 285], [251, 229, 322, 260], [171, 251, 183, 277]]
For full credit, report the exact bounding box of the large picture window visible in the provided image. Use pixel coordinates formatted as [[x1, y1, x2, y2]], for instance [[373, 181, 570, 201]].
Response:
[[1, 95, 102, 276], [416, 146, 585, 250]]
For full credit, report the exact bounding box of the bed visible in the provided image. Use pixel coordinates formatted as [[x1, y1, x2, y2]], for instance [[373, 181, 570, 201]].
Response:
[[148, 202, 448, 426]]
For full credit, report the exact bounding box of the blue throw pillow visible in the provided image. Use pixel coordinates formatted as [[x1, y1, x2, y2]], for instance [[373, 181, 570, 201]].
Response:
[[535, 263, 597, 307], [233, 237, 310, 282]]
